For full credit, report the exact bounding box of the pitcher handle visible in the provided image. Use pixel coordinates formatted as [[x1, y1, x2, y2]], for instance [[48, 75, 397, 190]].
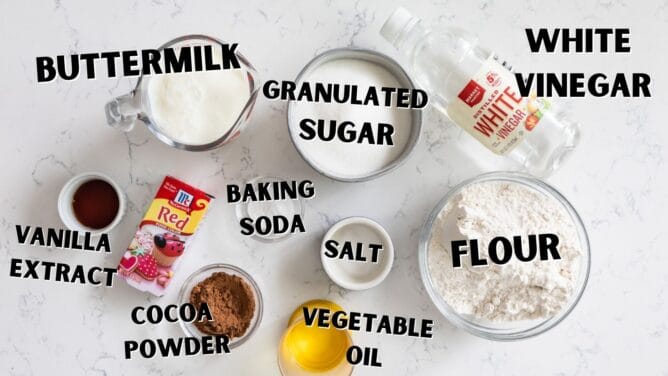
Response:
[[105, 92, 141, 132]]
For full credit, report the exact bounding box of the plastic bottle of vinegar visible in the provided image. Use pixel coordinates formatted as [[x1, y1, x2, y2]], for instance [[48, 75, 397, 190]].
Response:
[[380, 8, 580, 177]]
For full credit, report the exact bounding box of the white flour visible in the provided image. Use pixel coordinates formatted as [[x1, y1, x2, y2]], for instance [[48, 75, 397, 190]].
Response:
[[427, 180, 582, 322]]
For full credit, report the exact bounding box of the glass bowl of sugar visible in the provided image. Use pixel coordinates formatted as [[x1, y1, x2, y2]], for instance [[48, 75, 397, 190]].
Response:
[[286, 48, 423, 182], [418, 172, 590, 340]]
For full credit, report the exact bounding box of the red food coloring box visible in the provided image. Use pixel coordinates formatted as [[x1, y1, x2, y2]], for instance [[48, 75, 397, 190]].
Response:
[[117, 176, 214, 296]]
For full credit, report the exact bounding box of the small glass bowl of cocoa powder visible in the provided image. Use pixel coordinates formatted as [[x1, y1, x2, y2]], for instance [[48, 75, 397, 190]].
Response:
[[178, 264, 263, 348]]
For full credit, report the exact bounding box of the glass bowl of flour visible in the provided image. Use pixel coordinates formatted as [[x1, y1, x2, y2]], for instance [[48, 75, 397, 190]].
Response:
[[419, 172, 590, 340]]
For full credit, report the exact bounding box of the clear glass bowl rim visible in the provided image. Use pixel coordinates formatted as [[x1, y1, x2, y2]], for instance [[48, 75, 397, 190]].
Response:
[[135, 34, 261, 151], [177, 263, 264, 348], [286, 47, 423, 182], [234, 175, 306, 243]]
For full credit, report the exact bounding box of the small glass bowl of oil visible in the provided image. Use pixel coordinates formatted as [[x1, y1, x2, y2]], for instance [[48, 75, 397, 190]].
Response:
[[278, 300, 353, 376]]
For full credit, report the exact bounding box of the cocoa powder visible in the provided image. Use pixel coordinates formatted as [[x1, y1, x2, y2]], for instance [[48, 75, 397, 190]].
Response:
[[189, 272, 256, 338]]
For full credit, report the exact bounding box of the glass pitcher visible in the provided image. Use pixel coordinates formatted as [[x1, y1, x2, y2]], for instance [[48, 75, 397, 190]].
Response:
[[104, 34, 260, 151]]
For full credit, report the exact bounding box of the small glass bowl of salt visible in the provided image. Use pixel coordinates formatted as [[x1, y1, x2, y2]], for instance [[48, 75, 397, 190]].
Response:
[[235, 176, 305, 243]]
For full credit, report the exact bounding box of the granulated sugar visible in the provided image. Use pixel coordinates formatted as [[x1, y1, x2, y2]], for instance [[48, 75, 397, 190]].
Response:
[[427, 180, 582, 322], [289, 58, 412, 179]]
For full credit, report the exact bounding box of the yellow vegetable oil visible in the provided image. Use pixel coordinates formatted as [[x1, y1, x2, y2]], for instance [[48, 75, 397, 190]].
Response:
[[278, 300, 353, 376]]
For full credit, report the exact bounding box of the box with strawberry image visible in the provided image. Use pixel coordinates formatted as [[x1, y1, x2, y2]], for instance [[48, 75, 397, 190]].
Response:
[[118, 230, 181, 287], [117, 176, 214, 296]]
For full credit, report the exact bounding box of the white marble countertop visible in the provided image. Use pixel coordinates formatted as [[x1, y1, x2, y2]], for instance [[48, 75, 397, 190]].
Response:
[[1, 0, 667, 375]]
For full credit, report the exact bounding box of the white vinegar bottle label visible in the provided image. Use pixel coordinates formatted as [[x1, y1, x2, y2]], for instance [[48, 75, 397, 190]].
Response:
[[447, 56, 550, 155]]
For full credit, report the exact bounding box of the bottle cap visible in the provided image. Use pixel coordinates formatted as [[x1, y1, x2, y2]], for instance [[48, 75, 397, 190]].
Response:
[[380, 7, 418, 44]]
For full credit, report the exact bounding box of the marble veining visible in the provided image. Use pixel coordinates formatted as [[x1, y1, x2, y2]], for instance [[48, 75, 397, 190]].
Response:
[[1, 0, 667, 375]]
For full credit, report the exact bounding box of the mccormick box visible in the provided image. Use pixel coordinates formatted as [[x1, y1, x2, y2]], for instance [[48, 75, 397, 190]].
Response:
[[117, 176, 213, 296]]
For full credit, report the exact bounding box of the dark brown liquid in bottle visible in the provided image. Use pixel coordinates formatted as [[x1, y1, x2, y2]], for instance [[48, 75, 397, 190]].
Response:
[[72, 179, 120, 230]]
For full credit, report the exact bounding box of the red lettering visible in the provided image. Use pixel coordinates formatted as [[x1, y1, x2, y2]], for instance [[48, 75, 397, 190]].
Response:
[[156, 206, 189, 230], [490, 102, 508, 117], [497, 110, 525, 139], [175, 217, 189, 231], [497, 123, 516, 139], [157, 206, 170, 222], [495, 95, 514, 112], [482, 108, 504, 128], [503, 86, 522, 104], [474, 117, 495, 137]]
